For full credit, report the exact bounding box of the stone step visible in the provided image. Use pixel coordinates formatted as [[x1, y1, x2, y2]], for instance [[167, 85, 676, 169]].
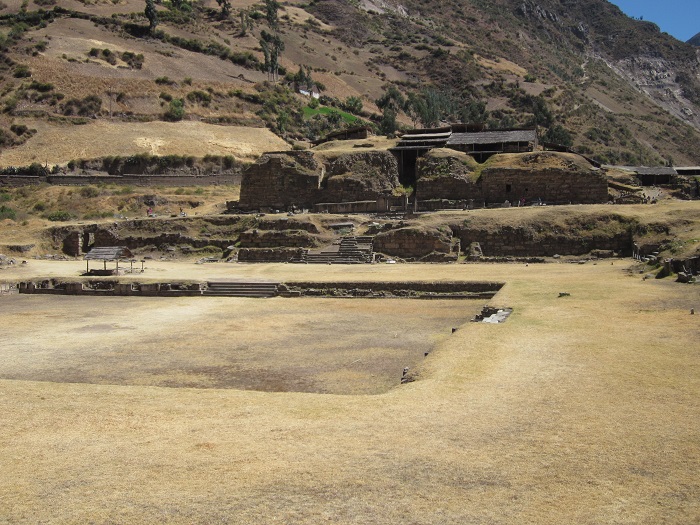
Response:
[[203, 281, 279, 297]]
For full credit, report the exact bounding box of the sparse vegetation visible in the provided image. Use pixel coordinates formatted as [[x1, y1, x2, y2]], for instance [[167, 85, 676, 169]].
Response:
[[164, 98, 185, 121]]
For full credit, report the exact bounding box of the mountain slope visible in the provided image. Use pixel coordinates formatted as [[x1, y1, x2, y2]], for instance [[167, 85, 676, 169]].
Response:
[[0, 0, 699, 166]]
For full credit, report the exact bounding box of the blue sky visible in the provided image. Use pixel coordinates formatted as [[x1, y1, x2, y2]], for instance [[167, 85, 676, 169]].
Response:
[[610, 0, 699, 42]]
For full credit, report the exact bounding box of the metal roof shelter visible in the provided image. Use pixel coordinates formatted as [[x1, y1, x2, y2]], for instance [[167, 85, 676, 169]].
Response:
[[390, 126, 538, 184], [447, 128, 537, 162], [675, 167, 700, 176], [84, 246, 134, 274], [631, 166, 677, 186]]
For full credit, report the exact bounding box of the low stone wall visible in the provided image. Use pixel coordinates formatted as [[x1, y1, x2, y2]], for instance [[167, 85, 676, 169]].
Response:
[[373, 227, 455, 259], [238, 229, 318, 248], [18, 280, 204, 297], [314, 196, 407, 214], [17, 278, 504, 300], [1, 174, 239, 187], [280, 280, 503, 298], [455, 225, 633, 257], [237, 248, 304, 262]]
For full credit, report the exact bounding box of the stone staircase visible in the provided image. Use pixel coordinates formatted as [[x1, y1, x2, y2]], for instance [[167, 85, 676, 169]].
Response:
[[203, 281, 279, 297], [300, 236, 373, 264]]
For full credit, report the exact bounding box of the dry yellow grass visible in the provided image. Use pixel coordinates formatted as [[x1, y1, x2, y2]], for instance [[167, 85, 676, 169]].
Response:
[[0, 260, 698, 523], [475, 54, 528, 77], [0, 119, 289, 166]]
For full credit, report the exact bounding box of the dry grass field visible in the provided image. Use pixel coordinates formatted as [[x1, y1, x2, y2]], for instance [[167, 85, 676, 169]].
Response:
[[0, 119, 289, 167], [0, 260, 698, 523], [0, 295, 479, 394]]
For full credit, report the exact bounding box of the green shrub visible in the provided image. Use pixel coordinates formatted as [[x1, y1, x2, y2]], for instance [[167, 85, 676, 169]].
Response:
[[155, 76, 176, 86], [10, 124, 28, 135], [33, 201, 46, 211], [121, 51, 144, 69], [0, 205, 16, 220], [0, 192, 11, 203], [62, 95, 102, 117], [46, 210, 73, 221], [79, 186, 100, 198], [28, 80, 54, 92], [164, 99, 184, 121], [186, 90, 211, 106], [13, 65, 31, 78], [101, 48, 117, 65]]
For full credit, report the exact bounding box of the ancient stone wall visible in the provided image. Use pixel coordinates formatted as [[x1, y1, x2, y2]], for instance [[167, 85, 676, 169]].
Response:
[[416, 151, 481, 201], [62, 232, 82, 257], [455, 226, 633, 256], [414, 150, 608, 206], [237, 248, 304, 262], [480, 168, 608, 204], [239, 150, 400, 211], [373, 226, 454, 259], [239, 151, 323, 211], [313, 195, 407, 214], [322, 152, 400, 203], [238, 229, 318, 248]]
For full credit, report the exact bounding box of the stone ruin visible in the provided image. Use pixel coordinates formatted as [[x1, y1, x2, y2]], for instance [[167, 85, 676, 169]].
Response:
[[238, 150, 402, 212], [238, 148, 609, 214], [416, 149, 609, 208]]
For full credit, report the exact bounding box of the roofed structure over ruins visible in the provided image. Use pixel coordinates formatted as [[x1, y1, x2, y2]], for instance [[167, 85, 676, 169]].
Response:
[[391, 125, 537, 185], [447, 128, 537, 162]]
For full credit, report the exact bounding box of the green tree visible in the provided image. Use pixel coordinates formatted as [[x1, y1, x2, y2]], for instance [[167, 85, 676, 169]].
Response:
[[379, 107, 398, 134], [376, 86, 405, 113], [344, 96, 363, 115], [404, 88, 456, 128], [145, 0, 158, 31], [405, 92, 426, 128], [238, 8, 253, 36], [260, 30, 284, 82], [542, 125, 573, 147], [164, 98, 184, 121], [277, 110, 289, 136], [216, 0, 231, 19], [461, 100, 488, 125], [265, 0, 280, 30]]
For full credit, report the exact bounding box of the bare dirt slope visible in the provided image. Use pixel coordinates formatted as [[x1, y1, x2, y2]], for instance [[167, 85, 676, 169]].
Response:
[[0, 119, 289, 166], [0, 261, 698, 523]]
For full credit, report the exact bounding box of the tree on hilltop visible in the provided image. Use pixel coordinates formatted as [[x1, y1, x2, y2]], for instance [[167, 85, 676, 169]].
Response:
[[145, 0, 158, 32]]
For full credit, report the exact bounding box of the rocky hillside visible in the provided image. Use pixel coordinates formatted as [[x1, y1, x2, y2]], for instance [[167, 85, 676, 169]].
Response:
[[0, 0, 699, 167]]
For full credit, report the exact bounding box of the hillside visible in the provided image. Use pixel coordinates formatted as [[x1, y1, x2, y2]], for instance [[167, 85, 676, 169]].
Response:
[[0, 0, 699, 166]]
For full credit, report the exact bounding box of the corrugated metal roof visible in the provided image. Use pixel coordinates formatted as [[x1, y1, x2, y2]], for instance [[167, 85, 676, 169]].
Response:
[[84, 246, 133, 260], [448, 129, 537, 145], [398, 132, 453, 140], [633, 167, 677, 176]]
